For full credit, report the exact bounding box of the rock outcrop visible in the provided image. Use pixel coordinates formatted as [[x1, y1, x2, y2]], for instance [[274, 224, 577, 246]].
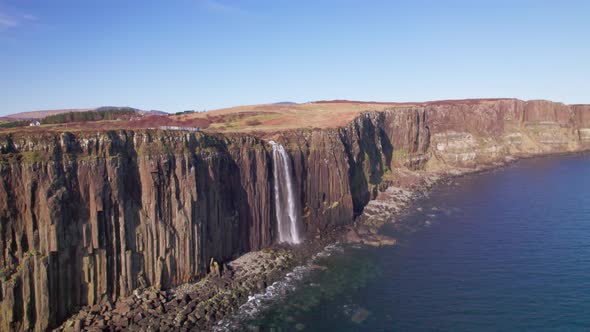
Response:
[[0, 99, 589, 331]]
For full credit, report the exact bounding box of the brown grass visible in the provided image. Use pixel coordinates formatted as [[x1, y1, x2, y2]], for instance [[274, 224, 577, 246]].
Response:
[[0, 98, 534, 135]]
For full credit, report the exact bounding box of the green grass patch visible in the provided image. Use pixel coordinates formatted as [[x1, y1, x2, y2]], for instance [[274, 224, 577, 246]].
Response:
[[21, 150, 47, 163], [391, 148, 409, 163], [0, 150, 49, 165]]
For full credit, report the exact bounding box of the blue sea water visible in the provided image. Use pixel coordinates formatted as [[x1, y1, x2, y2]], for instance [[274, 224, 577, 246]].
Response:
[[233, 153, 590, 332]]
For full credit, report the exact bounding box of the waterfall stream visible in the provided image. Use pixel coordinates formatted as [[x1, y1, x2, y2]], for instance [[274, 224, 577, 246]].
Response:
[[269, 141, 302, 244]]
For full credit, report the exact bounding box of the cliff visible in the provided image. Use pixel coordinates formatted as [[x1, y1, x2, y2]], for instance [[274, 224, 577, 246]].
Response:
[[1, 99, 589, 331]]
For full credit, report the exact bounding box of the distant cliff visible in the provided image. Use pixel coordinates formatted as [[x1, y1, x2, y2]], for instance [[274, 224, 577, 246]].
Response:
[[1, 99, 589, 331]]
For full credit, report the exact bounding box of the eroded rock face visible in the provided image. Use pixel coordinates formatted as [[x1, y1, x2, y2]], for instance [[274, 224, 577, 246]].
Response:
[[0, 99, 589, 331], [0, 131, 274, 331]]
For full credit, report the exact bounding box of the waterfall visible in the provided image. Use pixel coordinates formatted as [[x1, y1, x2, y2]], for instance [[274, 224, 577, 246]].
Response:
[[269, 141, 302, 244]]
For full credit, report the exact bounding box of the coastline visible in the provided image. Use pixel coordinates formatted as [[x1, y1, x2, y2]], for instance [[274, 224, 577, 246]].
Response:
[[56, 149, 589, 332]]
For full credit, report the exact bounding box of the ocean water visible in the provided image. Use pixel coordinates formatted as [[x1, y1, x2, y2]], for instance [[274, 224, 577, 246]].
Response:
[[226, 153, 590, 332]]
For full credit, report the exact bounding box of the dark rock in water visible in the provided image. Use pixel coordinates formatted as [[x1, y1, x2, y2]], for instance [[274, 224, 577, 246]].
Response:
[[345, 227, 396, 247], [376, 235, 396, 246], [351, 308, 370, 324]]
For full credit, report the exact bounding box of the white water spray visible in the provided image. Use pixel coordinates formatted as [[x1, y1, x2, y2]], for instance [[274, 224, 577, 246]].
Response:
[[269, 141, 302, 244]]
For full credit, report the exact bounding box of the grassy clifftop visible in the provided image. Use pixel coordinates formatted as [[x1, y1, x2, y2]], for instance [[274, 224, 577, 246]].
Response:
[[1, 99, 534, 135]]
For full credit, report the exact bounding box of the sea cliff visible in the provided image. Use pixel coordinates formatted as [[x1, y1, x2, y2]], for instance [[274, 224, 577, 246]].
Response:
[[1, 99, 589, 331]]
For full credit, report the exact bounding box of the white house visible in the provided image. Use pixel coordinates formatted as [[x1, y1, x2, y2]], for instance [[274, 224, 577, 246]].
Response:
[[29, 121, 40, 126]]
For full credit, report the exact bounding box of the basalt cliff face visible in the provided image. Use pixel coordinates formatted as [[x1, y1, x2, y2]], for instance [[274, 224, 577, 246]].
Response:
[[1, 99, 589, 331]]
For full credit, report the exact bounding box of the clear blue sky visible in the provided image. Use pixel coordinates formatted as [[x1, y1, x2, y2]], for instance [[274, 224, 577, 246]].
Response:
[[0, 0, 589, 115]]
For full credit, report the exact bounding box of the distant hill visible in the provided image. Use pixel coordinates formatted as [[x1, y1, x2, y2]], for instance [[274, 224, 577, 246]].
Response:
[[273, 101, 298, 105], [2, 107, 168, 120], [3, 108, 94, 120], [141, 110, 169, 116], [94, 106, 139, 113]]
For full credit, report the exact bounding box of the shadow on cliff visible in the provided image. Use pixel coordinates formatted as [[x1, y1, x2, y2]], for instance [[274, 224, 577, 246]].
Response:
[[187, 134, 253, 276], [342, 115, 394, 217]]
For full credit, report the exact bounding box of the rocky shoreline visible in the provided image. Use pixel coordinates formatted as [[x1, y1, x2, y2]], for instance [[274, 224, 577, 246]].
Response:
[[57, 249, 292, 331], [55, 229, 350, 332], [54, 167, 440, 332]]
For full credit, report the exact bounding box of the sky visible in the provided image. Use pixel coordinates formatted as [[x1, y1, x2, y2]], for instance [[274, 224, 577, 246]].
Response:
[[0, 0, 589, 115]]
